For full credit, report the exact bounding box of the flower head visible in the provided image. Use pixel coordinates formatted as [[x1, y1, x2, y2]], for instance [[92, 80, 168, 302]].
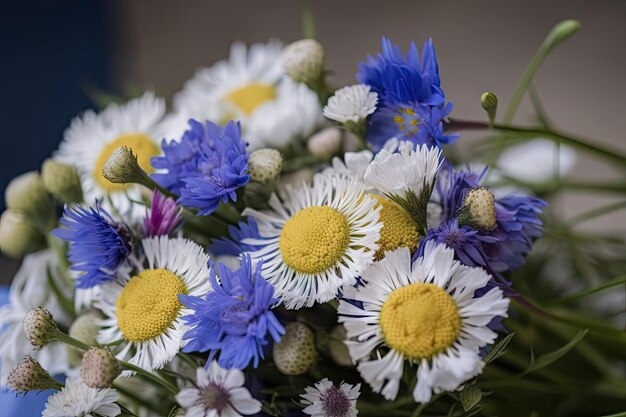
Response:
[[42, 377, 120, 417], [248, 148, 283, 183], [209, 218, 264, 257], [53, 203, 131, 288], [308, 127, 343, 158], [23, 307, 58, 349], [0, 209, 46, 258], [176, 362, 261, 417], [152, 119, 250, 216], [41, 159, 83, 204], [144, 189, 183, 237], [323, 84, 378, 124], [357, 38, 457, 150], [80, 348, 121, 389], [338, 242, 509, 403], [300, 378, 361, 417], [273, 322, 317, 375], [180, 254, 285, 369], [5, 171, 54, 227]]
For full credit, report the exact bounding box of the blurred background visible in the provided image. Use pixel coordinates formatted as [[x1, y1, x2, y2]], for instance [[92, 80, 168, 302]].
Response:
[[1, 0, 625, 283]]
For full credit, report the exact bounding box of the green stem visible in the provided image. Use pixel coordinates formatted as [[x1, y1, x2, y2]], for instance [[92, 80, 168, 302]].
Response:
[[53, 330, 178, 395]]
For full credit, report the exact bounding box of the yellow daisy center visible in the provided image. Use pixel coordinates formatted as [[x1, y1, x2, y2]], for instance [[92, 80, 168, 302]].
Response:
[[225, 83, 276, 116], [93, 134, 159, 192], [372, 195, 420, 260], [380, 283, 461, 360], [115, 269, 187, 342], [279, 206, 350, 274]]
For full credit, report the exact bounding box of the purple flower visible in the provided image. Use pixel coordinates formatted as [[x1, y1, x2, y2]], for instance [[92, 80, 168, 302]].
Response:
[[151, 119, 250, 216], [179, 254, 285, 370], [53, 203, 131, 288], [144, 189, 182, 237]]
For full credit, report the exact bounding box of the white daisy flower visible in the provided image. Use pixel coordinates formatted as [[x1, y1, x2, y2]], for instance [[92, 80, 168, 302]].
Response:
[[323, 84, 378, 124], [363, 141, 442, 200], [338, 241, 510, 403], [176, 361, 261, 417], [55, 92, 167, 218], [96, 236, 211, 371], [172, 40, 322, 150], [300, 378, 361, 417], [327, 150, 373, 182], [0, 250, 70, 386], [243, 173, 382, 309], [42, 377, 120, 417]]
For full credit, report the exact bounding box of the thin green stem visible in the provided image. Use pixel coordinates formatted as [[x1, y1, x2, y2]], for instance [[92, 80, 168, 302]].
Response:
[[568, 201, 626, 226]]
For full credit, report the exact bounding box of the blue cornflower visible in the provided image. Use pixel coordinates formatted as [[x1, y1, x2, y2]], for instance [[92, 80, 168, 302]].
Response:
[[357, 37, 458, 150], [151, 119, 250, 216], [436, 167, 547, 272], [179, 254, 285, 370], [209, 217, 264, 257], [417, 219, 497, 267], [53, 203, 131, 288], [486, 195, 548, 272]]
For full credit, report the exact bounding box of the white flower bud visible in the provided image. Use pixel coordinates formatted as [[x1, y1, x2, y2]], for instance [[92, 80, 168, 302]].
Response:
[[273, 322, 317, 375], [248, 149, 283, 184], [0, 210, 46, 258], [282, 39, 325, 84], [41, 159, 83, 204], [5, 171, 54, 227], [459, 187, 497, 232], [8, 356, 61, 393], [23, 307, 58, 349], [307, 127, 342, 158], [68, 311, 101, 367], [80, 348, 121, 389]]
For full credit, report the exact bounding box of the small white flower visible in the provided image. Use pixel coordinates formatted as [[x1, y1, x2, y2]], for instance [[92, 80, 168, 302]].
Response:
[[323, 84, 378, 124], [42, 377, 120, 417], [176, 362, 261, 417], [300, 378, 361, 417], [363, 141, 442, 198]]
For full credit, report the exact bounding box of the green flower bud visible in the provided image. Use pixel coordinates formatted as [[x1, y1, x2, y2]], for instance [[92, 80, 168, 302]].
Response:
[[68, 311, 101, 367], [480, 92, 498, 125], [23, 307, 58, 349], [8, 356, 62, 393], [41, 159, 83, 204], [273, 322, 316, 375], [80, 348, 121, 388], [458, 187, 497, 232], [5, 171, 54, 229], [0, 210, 46, 258], [282, 39, 325, 85], [328, 325, 353, 367], [248, 149, 283, 184]]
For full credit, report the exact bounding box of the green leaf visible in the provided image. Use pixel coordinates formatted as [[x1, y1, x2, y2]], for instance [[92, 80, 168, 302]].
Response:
[[484, 332, 515, 364], [521, 329, 588, 376], [460, 385, 482, 412], [554, 274, 626, 305]]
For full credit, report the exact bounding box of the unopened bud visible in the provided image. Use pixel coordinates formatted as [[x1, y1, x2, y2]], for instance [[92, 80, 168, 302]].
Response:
[[68, 311, 101, 366], [0, 210, 46, 258], [8, 356, 61, 393], [459, 187, 497, 232], [480, 92, 498, 126], [307, 127, 342, 158], [102, 147, 145, 185], [23, 307, 58, 349], [248, 149, 283, 184], [282, 39, 325, 84], [80, 348, 121, 388], [273, 322, 316, 375], [41, 159, 83, 204], [328, 325, 353, 367], [5, 172, 54, 228]]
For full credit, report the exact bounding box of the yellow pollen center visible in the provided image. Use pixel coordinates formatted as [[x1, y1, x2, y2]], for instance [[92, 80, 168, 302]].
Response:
[[225, 83, 276, 116], [372, 195, 420, 260], [394, 107, 420, 137], [279, 206, 350, 274], [94, 134, 159, 191], [115, 269, 187, 342], [380, 283, 461, 360]]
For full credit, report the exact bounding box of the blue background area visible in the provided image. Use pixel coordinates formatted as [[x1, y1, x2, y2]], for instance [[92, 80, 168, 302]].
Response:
[[0, 0, 113, 211]]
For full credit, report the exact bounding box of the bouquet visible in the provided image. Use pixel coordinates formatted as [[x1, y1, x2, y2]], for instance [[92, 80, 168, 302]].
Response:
[[2, 17, 626, 417]]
